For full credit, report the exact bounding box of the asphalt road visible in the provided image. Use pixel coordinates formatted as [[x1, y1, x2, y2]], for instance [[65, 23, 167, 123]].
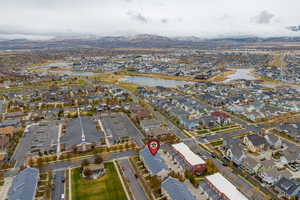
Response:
[[118, 159, 148, 200], [52, 170, 65, 200], [40, 150, 135, 173]]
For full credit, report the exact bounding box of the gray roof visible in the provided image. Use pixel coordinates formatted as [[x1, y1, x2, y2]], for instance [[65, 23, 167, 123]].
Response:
[[7, 168, 39, 200], [61, 117, 104, 149], [229, 143, 244, 160], [223, 135, 240, 147], [139, 147, 167, 175], [262, 167, 278, 177], [247, 134, 267, 146], [140, 119, 160, 128], [0, 119, 20, 128], [242, 156, 258, 168], [265, 134, 279, 145], [275, 177, 300, 196], [161, 177, 196, 200], [283, 147, 300, 162]]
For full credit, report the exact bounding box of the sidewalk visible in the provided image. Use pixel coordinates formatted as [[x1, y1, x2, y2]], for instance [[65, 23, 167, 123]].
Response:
[[0, 177, 13, 200], [113, 159, 131, 200]]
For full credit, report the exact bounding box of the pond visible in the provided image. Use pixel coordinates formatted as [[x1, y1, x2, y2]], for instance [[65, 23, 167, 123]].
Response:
[[37, 62, 101, 76], [121, 76, 192, 88], [223, 69, 256, 83], [41, 62, 73, 69], [48, 70, 100, 76], [262, 83, 300, 92]]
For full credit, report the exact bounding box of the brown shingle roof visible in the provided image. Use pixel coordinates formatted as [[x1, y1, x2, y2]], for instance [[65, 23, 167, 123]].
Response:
[[0, 126, 18, 136]]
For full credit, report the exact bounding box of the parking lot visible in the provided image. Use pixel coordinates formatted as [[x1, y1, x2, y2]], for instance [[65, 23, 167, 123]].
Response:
[[99, 112, 144, 147], [30, 121, 59, 155], [13, 121, 59, 167]]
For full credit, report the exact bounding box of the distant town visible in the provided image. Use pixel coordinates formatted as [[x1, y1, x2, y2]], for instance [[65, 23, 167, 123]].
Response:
[[0, 37, 300, 200]]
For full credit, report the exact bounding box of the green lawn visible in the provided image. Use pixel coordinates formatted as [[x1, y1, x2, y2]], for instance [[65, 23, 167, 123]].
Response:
[[71, 162, 127, 200], [215, 127, 242, 134], [196, 129, 209, 134], [210, 140, 223, 147]]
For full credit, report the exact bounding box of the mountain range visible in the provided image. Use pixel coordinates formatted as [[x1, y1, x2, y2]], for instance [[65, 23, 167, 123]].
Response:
[[287, 26, 300, 32], [1, 34, 300, 50]]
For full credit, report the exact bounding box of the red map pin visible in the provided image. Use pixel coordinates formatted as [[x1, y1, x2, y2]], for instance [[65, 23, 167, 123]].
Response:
[[147, 139, 160, 156]]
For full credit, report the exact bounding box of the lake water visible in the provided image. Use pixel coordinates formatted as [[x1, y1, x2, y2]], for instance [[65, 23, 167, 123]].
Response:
[[48, 70, 100, 76], [36, 62, 99, 76], [262, 83, 300, 92], [41, 62, 72, 69], [223, 69, 256, 83], [121, 76, 192, 88]]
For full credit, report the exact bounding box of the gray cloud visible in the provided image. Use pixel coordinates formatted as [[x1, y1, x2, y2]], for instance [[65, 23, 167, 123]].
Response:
[[253, 10, 275, 24], [126, 11, 148, 23], [0, 0, 299, 39], [219, 14, 231, 21], [161, 18, 168, 23]]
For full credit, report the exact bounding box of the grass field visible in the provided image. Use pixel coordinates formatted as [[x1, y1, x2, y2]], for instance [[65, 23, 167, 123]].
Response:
[[71, 162, 127, 200], [119, 70, 198, 82], [210, 140, 223, 147], [207, 70, 236, 82]]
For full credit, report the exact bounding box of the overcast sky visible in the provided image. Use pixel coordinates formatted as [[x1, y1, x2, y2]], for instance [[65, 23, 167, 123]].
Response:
[[1, 0, 300, 40]]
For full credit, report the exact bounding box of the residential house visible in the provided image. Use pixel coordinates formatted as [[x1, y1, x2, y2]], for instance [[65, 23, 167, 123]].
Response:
[[161, 177, 196, 200], [241, 156, 261, 174], [201, 172, 248, 200], [276, 122, 300, 142], [172, 143, 206, 174], [282, 146, 300, 164], [140, 119, 161, 132], [0, 126, 18, 150], [260, 159, 276, 171], [147, 127, 170, 138], [179, 117, 199, 130], [129, 105, 151, 121], [243, 134, 268, 153], [139, 147, 168, 178], [223, 136, 246, 166], [224, 143, 246, 166], [259, 168, 292, 185], [274, 177, 300, 199], [0, 151, 7, 163], [264, 133, 282, 149], [7, 168, 39, 200], [211, 111, 231, 125], [199, 116, 217, 128]]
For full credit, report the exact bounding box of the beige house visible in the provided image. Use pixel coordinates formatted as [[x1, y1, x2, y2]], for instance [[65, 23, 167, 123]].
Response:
[[243, 134, 268, 153]]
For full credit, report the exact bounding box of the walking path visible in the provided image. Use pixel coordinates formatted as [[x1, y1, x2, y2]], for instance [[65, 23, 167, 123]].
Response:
[[0, 177, 13, 200]]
